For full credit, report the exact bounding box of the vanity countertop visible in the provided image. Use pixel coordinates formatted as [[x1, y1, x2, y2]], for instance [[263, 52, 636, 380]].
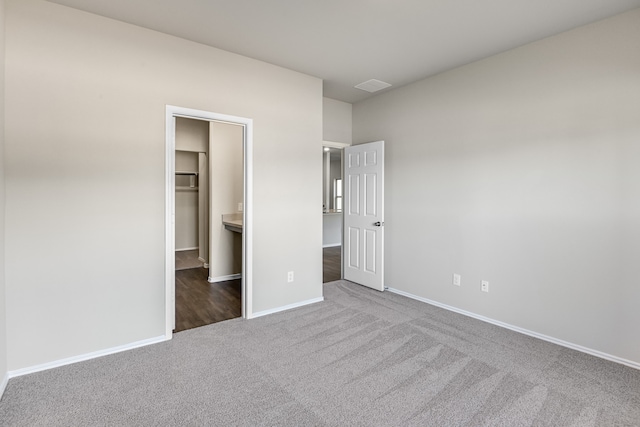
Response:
[[222, 213, 243, 233]]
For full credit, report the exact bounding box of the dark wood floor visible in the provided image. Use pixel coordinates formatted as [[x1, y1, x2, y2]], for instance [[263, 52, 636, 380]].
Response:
[[175, 249, 204, 270], [174, 267, 241, 333], [323, 246, 341, 283], [175, 246, 341, 333]]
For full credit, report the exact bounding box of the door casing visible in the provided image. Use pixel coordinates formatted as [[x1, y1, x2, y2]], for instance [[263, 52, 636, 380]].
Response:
[[165, 105, 253, 337]]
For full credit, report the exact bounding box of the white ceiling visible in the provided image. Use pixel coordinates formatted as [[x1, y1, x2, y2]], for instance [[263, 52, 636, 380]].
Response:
[[49, 0, 640, 103]]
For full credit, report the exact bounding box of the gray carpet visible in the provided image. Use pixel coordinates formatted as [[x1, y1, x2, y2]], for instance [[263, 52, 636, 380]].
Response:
[[1, 280, 639, 426]]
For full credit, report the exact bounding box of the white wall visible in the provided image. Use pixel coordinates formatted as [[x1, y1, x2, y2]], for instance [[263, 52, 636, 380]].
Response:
[[322, 214, 342, 247], [353, 9, 640, 366], [323, 97, 352, 143], [4, 0, 322, 371], [0, 0, 8, 393], [175, 189, 198, 250], [208, 121, 243, 280]]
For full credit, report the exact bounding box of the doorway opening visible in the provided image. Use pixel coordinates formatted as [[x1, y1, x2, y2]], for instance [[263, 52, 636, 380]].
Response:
[[165, 106, 253, 338], [322, 141, 349, 283]]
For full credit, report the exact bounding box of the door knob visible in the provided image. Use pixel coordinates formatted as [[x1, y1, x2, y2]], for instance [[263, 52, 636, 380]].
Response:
[[373, 221, 384, 227]]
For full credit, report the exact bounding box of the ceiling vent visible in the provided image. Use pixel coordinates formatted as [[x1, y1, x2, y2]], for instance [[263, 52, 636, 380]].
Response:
[[354, 79, 392, 93]]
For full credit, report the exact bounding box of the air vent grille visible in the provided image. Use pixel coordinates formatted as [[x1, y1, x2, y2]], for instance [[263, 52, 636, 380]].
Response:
[[354, 79, 392, 93]]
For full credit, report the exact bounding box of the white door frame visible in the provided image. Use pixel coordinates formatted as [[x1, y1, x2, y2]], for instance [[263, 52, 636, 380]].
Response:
[[165, 105, 253, 338]]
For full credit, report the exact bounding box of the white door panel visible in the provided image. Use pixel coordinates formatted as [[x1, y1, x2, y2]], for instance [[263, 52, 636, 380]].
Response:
[[343, 141, 384, 291]]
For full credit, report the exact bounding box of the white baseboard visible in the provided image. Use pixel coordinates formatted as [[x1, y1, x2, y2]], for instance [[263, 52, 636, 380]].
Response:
[[387, 287, 640, 371], [0, 371, 8, 400], [208, 273, 241, 283], [249, 296, 324, 319], [322, 243, 342, 248], [175, 247, 198, 252], [8, 335, 168, 379]]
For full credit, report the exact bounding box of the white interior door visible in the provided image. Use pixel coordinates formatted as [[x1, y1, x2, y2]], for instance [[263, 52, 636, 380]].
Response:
[[343, 141, 384, 291]]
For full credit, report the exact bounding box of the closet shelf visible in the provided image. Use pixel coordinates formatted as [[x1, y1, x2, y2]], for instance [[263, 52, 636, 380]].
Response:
[[176, 186, 199, 191], [175, 171, 198, 175]]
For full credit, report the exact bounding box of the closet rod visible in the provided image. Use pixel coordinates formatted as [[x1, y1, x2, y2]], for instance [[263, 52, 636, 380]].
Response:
[[175, 171, 199, 176]]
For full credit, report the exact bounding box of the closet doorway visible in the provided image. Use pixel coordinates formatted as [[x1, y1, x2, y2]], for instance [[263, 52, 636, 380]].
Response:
[[165, 106, 253, 337]]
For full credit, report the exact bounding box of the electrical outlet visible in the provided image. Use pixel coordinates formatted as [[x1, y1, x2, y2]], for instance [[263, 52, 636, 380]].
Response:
[[453, 274, 461, 286], [287, 271, 294, 283], [238, 202, 243, 212], [481, 280, 489, 292]]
